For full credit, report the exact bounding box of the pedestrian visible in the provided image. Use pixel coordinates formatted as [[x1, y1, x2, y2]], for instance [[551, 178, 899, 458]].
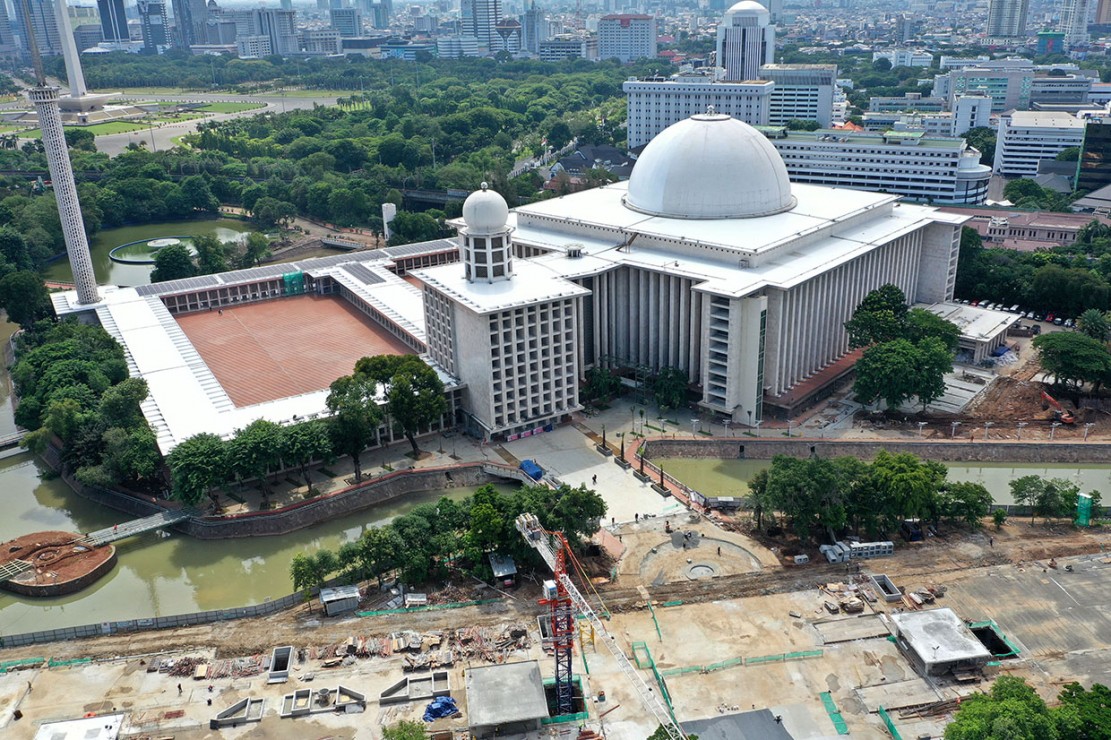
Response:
[[989, 537, 993, 547], [218, 309, 223, 315], [611, 517, 615, 525], [27, 681, 32, 692], [635, 513, 639, 522], [113, 524, 118, 532], [717, 546, 721, 556], [682, 541, 687, 550], [775, 715, 783, 724], [592, 474, 597, 485], [177, 683, 182, 695]]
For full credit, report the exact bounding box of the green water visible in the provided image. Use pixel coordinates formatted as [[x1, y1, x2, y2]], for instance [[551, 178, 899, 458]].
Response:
[[0, 453, 515, 633], [656, 458, 1111, 505], [43, 219, 253, 286]]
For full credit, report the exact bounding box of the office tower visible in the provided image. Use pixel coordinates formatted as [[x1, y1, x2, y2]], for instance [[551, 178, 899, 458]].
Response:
[[138, 1, 168, 52], [0, 0, 15, 57], [760, 64, 837, 127], [1060, 0, 1091, 47], [717, 1, 774, 82], [1099, 0, 1111, 24], [171, 0, 209, 47], [985, 0, 1029, 38], [461, 0, 499, 46], [14, 0, 64, 56], [330, 7, 361, 36], [521, 0, 545, 54], [598, 14, 656, 63], [98, 0, 129, 42]]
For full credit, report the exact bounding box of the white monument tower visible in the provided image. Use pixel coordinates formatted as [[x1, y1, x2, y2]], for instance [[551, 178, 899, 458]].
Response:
[[20, 0, 99, 304]]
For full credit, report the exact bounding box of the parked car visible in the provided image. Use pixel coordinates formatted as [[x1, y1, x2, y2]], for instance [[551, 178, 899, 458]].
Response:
[[1054, 317, 1065, 326], [1065, 318, 1075, 328], [1035, 313, 1046, 322], [1046, 313, 1055, 323], [1009, 304, 1020, 313]]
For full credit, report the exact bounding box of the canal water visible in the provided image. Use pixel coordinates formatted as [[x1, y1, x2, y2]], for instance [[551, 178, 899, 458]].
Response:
[[42, 219, 253, 286], [656, 458, 1111, 505]]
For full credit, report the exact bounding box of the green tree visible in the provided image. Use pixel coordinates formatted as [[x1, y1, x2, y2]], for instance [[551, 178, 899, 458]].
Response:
[[97, 377, 149, 429], [228, 418, 284, 499], [251, 197, 296, 229], [150, 243, 197, 283], [1033, 331, 1111, 389], [652, 366, 688, 412], [352, 526, 403, 586], [1004, 178, 1048, 204], [168, 432, 228, 506], [0, 271, 52, 327], [282, 419, 333, 488], [1057, 682, 1111, 740], [853, 338, 922, 409], [905, 308, 962, 352], [64, 128, 97, 152], [582, 366, 622, 403], [1055, 146, 1080, 162], [241, 232, 272, 268], [647, 726, 697, 740], [845, 283, 909, 348], [945, 676, 1061, 740], [1077, 308, 1111, 341], [993, 508, 1007, 529], [325, 373, 383, 482], [290, 550, 338, 593], [384, 358, 448, 456], [785, 119, 822, 131], [191, 234, 229, 275], [962, 126, 996, 166], [382, 720, 429, 740], [939, 481, 992, 529]]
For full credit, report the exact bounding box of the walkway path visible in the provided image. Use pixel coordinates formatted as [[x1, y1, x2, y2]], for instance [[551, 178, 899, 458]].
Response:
[[81, 509, 193, 547]]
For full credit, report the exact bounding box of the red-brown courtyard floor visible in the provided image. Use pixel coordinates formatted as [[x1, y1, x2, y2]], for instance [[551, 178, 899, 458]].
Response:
[[175, 294, 413, 407]]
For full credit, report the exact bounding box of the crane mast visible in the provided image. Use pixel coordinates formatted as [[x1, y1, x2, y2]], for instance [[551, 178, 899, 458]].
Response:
[[515, 513, 687, 740]]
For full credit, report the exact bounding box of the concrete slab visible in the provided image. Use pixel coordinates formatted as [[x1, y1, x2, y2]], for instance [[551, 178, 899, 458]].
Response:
[[465, 661, 548, 730], [813, 615, 891, 644], [855, 678, 941, 712]]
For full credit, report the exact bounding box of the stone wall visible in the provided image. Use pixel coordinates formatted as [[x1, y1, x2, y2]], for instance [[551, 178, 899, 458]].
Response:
[[180, 464, 509, 539], [641, 437, 1111, 464]]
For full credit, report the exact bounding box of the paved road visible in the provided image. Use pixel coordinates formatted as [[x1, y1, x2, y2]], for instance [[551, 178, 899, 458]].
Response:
[[1, 89, 340, 157]]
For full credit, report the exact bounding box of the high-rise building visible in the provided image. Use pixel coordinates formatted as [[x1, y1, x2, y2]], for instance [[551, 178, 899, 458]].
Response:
[[494, 18, 520, 53], [330, 7, 362, 37], [171, 0, 209, 47], [97, 0, 129, 42], [759, 64, 837, 128], [461, 0, 499, 47], [985, 0, 1028, 38], [253, 8, 298, 55], [0, 0, 16, 57], [1099, 0, 1111, 25], [624, 75, 773, 149], [1060, 0, 1091, 47], [14, 0, 64, 56], [716, 1, 774, 82], [521, 1, 545, 54], [934, 60, 1034, 113], [994, 111, 1086, 177], [1078, 119, 1111, 193], [598, 14, 656, 63], [280, 0, 292, 10], [73, 23, 104, 50], [138, 1, 169, 53]]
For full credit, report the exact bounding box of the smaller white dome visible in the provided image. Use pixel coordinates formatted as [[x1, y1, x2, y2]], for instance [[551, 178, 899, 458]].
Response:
[[726, 0, 769, 19], [462, 183, 509, 235]]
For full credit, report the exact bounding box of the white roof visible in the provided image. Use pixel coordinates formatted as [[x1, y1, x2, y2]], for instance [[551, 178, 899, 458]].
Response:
[[917, 302, 1019, 342], [625, 113, 795, 220], [892, 608, 992, 665], [34, 714, 123, 740], [1007, 110, 1086, 129], [414, 258, 590, 314]]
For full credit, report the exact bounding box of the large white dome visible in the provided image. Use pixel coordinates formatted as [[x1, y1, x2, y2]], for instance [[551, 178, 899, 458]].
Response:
[[624, 112, 796, 220], [462, 182, 509, 234]]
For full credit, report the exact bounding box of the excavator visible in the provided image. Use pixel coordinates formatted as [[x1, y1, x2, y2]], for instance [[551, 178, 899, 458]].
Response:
[[1040, 390, 1076, 424]]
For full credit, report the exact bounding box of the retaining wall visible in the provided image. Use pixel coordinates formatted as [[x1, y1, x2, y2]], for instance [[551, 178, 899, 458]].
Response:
[[641, 438, 1111, 464]]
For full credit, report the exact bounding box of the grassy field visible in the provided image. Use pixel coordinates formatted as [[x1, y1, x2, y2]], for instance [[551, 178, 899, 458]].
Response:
[[197, 102, 266, 113], [21, 121, 150, 139]]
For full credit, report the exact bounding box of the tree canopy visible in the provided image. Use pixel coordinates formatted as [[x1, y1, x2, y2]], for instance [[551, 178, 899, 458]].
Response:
[[945, 676, 1111, 740]]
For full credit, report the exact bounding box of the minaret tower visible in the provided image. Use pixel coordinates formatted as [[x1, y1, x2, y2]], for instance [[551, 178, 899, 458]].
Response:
[[460, 182, 514, 284], [20, 0, 98, 304]]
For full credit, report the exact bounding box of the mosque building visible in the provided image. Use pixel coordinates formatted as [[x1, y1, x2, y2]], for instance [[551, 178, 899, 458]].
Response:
[[55, 112, 967, 449]]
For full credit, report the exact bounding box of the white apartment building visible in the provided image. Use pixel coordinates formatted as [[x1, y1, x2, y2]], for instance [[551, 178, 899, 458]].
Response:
[[539, 36, 593, 61], [764, 128, 992, 205], [236, 34, 271, 58], [871, 49, 934, 68], [716, 0, 774, 82], [330, 8, 362, 38], [1030, 74, 1093, 105], [437, 35, 480, 57], [624, 75, 773, 148], [598, 14, 656, 63], [461, 0, 500, 47], [934, 61, 1033, 112], [760, 64, 837, 127], [301, 29, 341, 55], [993, 111, 1086, 177], [985, 0, 1029, 38], [1061, 0, 1091, 48]]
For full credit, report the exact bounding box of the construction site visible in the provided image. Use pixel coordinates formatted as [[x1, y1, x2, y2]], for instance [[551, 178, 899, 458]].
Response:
[[1, 490, 1108, 740]]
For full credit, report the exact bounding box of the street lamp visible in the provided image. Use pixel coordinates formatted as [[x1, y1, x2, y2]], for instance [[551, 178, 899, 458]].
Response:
[[1017, 422, 1028, 440], [1085, 422, 1095, 441], [754, 419, 762, 438], [917, 421, 927, 437], [787, 419, 794, 438], [983, 421, 994, 440], [1051, 421, 1062, 440], [691, 419, 698, 436], [951, 421, 961, 439]]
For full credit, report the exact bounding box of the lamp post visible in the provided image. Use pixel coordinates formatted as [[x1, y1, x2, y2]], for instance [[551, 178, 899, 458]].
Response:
[[951, 421, 961, 439], [691, 419, 698, 436], [787, 419, 794, 438], [917, 421, 927, 437], [1051, 421, 1061, 440], [619, 433, 625, 461], [1085, 422, 1095, 441], [754, 419, 762, 438], [983, 421, 994, 440], [1017, 422, 1028, 440]]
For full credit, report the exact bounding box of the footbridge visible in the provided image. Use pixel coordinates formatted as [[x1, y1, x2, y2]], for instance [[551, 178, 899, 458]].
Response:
[[0, 559, 33, 584], [81, 509, 194, 547]]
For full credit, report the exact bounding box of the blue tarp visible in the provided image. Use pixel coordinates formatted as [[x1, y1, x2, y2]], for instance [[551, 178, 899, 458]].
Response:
[[423, 696, 459, 722], [992, 345, 1011, 357], [519, 459, 544, 481]]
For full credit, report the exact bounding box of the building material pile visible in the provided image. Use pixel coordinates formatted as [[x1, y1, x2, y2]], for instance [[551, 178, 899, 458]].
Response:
[[166, 657, 207, 677], [207, 654, 265, 679], [303, 622, 532, 670]]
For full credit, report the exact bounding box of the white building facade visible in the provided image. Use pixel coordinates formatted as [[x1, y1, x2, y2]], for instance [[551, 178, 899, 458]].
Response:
[[716, 0, 774, 82], [760, 64, 837, 127], [598, 14, 656, 63], [871, 49, 934, 68], [994, 111, 1086, 177], [765, 129, 993, 205], [624, 76, 773, 148]]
